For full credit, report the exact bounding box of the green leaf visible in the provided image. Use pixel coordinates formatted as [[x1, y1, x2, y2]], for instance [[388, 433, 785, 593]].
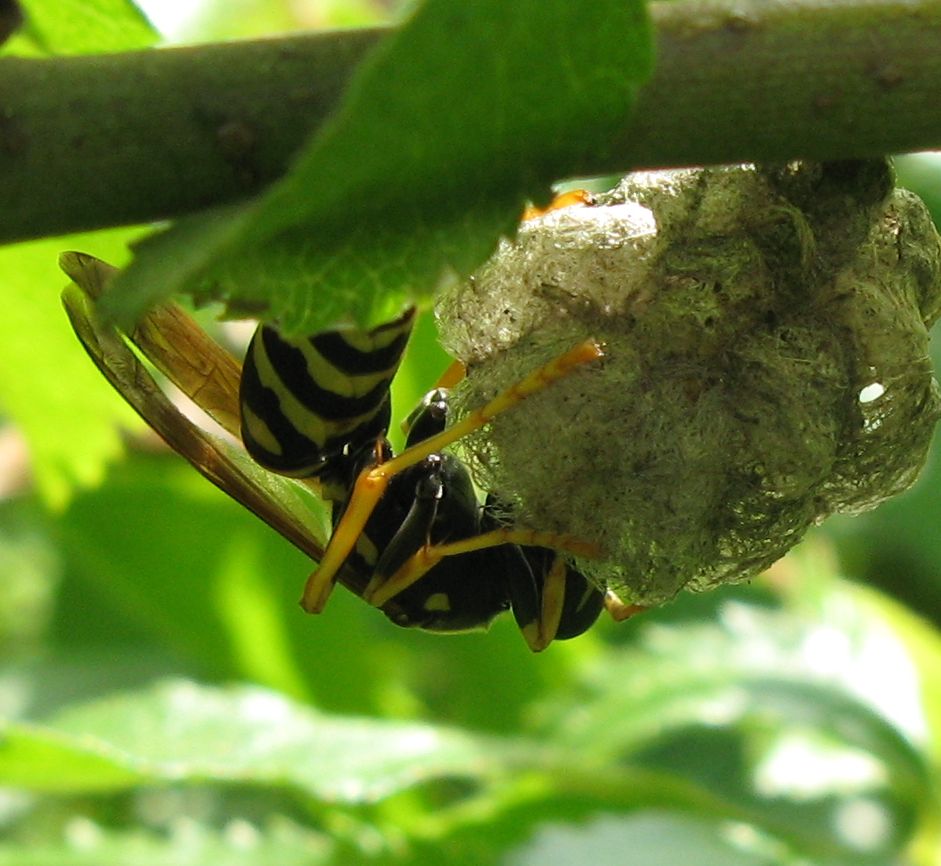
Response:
[[5, 582, 935, 862], [56, 457, 317, 688], [6, 0, 156, 55], [155, 0, 348, 42], [104, 0, 654, 335], [1, 680, 501, 800], [0, 821, 335, 866], [0, 722, 146, 791], [54, 452, 433, 715], [530, 589, 936, 860], [511, 813, 779, 866], [0, 678, 756, 853], [848, 583, 941, 780], [547, 605, 932, 795], [0, 232, 142, 507]]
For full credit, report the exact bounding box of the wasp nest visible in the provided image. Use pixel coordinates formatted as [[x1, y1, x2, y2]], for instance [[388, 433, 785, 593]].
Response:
[[436, 161, 941, 606]]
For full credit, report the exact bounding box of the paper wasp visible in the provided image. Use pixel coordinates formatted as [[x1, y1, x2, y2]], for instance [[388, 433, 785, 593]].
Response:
[[61, 197, 638, 650]]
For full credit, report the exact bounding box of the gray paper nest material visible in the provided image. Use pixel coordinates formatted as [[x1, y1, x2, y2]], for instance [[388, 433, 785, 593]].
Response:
[[436, 161, 941, 606]]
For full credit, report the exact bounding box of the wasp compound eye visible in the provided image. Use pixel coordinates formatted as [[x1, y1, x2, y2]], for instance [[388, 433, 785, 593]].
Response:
[[437, 160, 941, 607]]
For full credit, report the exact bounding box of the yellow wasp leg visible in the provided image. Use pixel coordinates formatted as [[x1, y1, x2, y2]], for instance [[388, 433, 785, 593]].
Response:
[[434, 359, 467, 389], [363, 528, 600, 607], [604, 590, 647, 622], [299, 338, 605, 614], [522, 555, 568, 653], [522, 189, 594, 221]]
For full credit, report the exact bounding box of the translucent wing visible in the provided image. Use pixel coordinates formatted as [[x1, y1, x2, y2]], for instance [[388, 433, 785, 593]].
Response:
[[59, 252, 377, 601]]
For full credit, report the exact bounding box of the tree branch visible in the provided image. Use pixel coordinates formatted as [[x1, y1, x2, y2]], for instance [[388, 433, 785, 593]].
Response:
[[0, 28, 382, 242], [626, 0, 941, 168], [2, 0, 940, 244]]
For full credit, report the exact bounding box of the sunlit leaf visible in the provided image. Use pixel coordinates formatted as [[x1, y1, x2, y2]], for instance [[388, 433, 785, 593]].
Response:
[[510, 813, 775, 866], [56, 457, 317, 686], [5, 0, 156, 55], [1, 680, 502, 800], [530, 587, 935, 861], [0, 233, 141, 506], [0, 819, 334, 866], [544, 603, 931, 794], [0, 722, 146, 791]]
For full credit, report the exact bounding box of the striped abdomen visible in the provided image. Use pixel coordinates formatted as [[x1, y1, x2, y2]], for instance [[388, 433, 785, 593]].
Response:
[[239, 307, 415, 477]]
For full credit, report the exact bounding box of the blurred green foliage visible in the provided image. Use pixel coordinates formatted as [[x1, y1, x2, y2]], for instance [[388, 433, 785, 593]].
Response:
[[1, 2, 941, 865]]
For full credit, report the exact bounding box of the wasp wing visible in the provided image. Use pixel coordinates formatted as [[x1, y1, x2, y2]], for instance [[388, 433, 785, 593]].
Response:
[[60, 264, 333, 572]]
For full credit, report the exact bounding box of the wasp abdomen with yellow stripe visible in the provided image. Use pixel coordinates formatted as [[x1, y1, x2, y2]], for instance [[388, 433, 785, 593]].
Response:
[[239, 307, 416, 478]]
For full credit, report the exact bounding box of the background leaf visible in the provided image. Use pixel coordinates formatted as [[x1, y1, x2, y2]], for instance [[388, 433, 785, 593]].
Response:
[[0, 232, 142, 506], [509, 813, 783, 866], [3, 680, 503, 801], [3, 0, 156, 55], [0, 821, 336, 866]]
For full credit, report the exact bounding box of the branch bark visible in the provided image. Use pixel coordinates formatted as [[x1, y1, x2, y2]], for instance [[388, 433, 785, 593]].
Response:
[[2, 0, 940, 244]]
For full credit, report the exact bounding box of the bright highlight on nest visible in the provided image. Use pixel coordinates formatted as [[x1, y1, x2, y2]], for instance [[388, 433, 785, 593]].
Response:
[[438, 161, 941, 606]]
